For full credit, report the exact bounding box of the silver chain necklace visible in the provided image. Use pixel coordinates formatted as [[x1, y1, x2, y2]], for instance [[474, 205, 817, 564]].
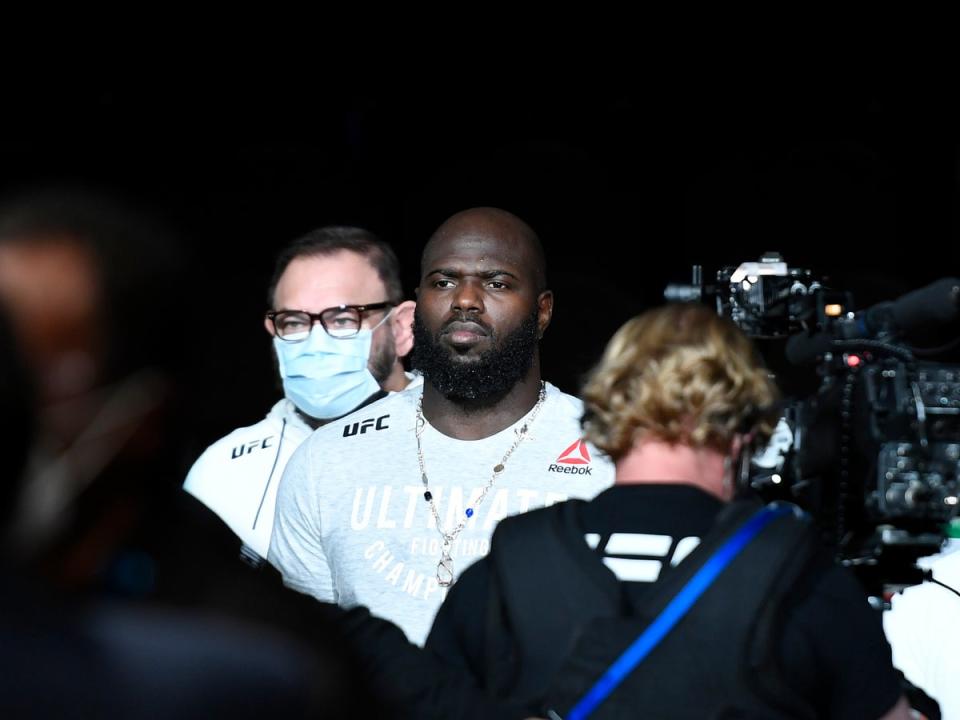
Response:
[[415, 382, 547, 587]]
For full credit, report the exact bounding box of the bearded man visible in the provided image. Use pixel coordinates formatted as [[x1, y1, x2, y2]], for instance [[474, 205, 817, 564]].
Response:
[[268, 207, 614, 645]]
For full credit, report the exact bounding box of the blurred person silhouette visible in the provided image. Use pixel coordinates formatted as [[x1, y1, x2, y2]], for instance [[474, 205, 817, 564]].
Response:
[[0, 300, 380, 718], [0, 187, 187, 592]]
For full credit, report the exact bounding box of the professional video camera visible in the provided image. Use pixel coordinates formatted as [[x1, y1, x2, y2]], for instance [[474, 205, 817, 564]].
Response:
[[665, 254, 960, 595]]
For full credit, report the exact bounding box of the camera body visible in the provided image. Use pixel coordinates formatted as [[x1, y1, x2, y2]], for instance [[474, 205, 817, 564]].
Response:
[[667, 255, 960, 593], [665, 251, 831, 339]]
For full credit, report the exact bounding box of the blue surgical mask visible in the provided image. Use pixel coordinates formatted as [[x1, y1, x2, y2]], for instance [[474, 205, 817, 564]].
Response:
[[273, 327, 382, 421]]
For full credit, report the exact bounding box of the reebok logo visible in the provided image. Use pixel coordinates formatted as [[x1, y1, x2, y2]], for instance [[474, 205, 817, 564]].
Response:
[[548, 439, 593, 475], [556, 439, 591, 464]]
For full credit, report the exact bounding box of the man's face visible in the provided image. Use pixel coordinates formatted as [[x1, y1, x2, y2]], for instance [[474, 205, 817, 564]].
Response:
[[0, 237, 104, 404], [267, 251, 396, 382], [411, 230, 551, 401]]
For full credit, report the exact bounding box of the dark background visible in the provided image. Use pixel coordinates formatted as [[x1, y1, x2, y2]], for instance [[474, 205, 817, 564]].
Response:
[[3, 80, 959, 473]]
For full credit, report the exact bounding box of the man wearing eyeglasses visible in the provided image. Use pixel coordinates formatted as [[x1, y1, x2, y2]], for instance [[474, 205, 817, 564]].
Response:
[[183, 226, 418, 564]]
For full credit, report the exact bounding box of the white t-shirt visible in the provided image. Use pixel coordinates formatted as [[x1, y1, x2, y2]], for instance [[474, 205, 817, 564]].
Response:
[[883, 538, 960, 718], [268, 382, 615, 645]]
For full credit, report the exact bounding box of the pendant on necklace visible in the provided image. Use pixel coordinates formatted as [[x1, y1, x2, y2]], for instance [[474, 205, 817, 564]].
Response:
[[437, 554, 455, 587]]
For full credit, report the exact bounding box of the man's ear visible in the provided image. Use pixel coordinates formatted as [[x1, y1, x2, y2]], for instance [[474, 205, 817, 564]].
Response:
[[391, 300, 416, 358], [264, 315, 276, 337], [537, 290, 554, 339]]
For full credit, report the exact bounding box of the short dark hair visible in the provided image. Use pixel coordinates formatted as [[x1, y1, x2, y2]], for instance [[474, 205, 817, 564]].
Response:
[[267, 226, 403, 308]]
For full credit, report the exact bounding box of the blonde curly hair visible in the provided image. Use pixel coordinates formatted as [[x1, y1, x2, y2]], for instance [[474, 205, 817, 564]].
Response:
[[582, 303, 780, 462]]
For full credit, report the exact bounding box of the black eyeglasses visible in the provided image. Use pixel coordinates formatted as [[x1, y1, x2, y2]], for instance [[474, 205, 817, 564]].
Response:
[[266, 302, 394, 342]]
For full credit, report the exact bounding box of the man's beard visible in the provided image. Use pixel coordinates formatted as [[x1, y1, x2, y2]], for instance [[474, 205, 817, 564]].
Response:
[[368, 335, 397, 384], [411, 307, 540, 404]]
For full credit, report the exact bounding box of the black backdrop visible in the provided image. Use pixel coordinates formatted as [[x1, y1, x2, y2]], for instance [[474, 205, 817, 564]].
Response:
[[3, 82, 959, 474]]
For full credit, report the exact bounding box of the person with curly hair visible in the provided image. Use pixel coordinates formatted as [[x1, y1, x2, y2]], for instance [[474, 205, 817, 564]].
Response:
[[426, 302, 910, 719]]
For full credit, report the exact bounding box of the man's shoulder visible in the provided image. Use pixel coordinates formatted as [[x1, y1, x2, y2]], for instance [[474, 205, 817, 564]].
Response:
[[300, 388, 416, 452], [184, 408, 289, 483], [496, 497, 579, 536], [544, 382, 586, 417]]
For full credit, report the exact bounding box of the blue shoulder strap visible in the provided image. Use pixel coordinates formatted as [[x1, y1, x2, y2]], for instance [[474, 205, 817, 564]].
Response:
[[554, 503, 795, 720]]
